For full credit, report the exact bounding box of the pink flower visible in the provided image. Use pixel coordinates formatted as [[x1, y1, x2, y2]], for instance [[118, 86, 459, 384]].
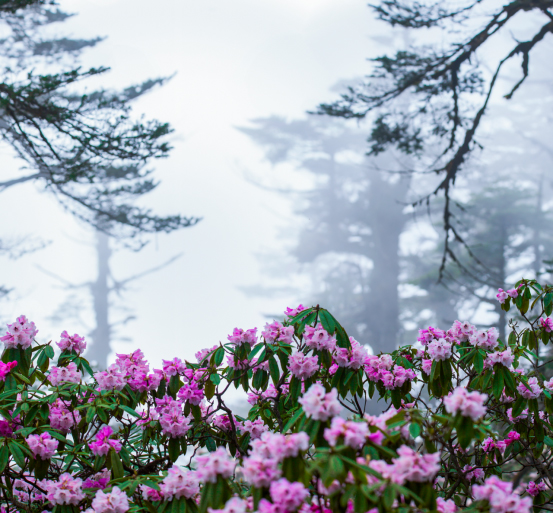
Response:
[[333, 337, 368, 369], [417, 326, 446, 345], [473, 476, 532, 513], [177, 381, 204, 406], [49, 399, 82, 433], [228, 328, 258, 346], [443, 387, 487, 421], [517, 377, 542, 399], [195, 447, 234, 483], [128, 369, 162, 393], [288, 352, 319, 380], [241, 455, 281, 488], [0, 315, 38, 349], [324, 417, 370, 449], [463, 464, 484, 481], [208, 498, 248, 513], [469, 329, 498, 350], [262, 321, 295, 344], [41, 473, 85, 505], [95, 365, 127, 391], [268, 479, 308, 512], [448, 321, 475, 343], [26, 432, 58, 459], [49, 362, 82, 386], [427, 339, 453, 361], [437, 497, 456, 513], [83, 470, 111, 490], [57, 331, 86, 354], [527, 481, 546, 497], [159, 465, 200, 500], [304, 324, 336, 352], [484, 348, 514, 370], [378, 445, 441, 485], [0, 361, 17, 381], [89, 426, 122, 456], [496, 289, 509, 304], [284, 305, 306, 318], [159, 408, 192, 439], [195, 345, 218, 363], [163, 358, 187, 376], [240, 419, 268, 440], [299, 384, 341, 421], [506, 289, 518, 298], [540, 317, 553, 332], [422, 359, 433, 375], [91, 486, 129, 513]]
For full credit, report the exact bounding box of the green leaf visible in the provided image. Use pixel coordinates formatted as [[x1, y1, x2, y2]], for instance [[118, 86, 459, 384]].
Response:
[[544, 436, 553, 448], [110, 450, 124, 480], [287, 307, 314, 324], [457, 416, 474, 449], [268, 356, 280, 385], [119, 405, 140, 418], [44, 345, 55, 359], [512, 396, 527, 418], [209, 373, 221, 386], [283, 408, 304, 433], [205, 437, 216, 452], [409, 422, 421, 438], [492, 369, 504, 400], [213, 347, 225, 367], [0, 446, 9, 473], [248, 344, 264, 361], [502, 368, 516, 396], [473, 351, 483, 375], [168, 437, 181, 462], [204, 380, 215, 400], [8, 440, 25, 469]]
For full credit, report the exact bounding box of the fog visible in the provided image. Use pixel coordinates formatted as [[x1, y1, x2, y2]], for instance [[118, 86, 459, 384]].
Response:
[[1, 0, 552, 372], [0, 0, 380, 366]]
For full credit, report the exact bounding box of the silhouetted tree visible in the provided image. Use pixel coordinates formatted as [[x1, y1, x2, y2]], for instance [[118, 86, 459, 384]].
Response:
[[317, 0, 553, 274]]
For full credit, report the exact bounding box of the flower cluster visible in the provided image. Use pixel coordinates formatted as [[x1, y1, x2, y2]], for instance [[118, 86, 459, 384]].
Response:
[[0, 315, 38, 349], [89, 426, 122, 456], [473, 476, 532, 513], [26, 432, 58, 459], [298, 384, 341, 420], [49, 361, 82, 386], [443, 387, 487, 421]]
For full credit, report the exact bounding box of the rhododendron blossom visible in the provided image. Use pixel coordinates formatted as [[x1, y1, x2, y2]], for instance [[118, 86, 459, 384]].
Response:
[[0, 315, 38, 349], [443, 387, 487, 421], [49, 362, 82, 386], [91, 486, 129, 513], [57, 331, 86, 354], [472, 476, 532, 513], [195, 447, 235, 482], [26, 432, 58, 459], [228, 327, 258, 346], [427, 339, 453, 361], [41, 473, 85, 505], [483, 348, 514, 370], [158, 465, 200, 499], [324, 416, 370, 449], [288, 352, 319, 380], [298, 384, 341, 421], [89, 426, 122, 456], [95, 364, 127, 391], [262, 321, 294, 344], [304, 324, 336, 351], [540, 317, 553, 332], [0, 361, 17, 381], [517, 376, 542, 399]]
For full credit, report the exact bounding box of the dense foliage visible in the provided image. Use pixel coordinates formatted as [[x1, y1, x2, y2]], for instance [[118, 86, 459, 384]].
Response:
[[1, 278, 553, 512]]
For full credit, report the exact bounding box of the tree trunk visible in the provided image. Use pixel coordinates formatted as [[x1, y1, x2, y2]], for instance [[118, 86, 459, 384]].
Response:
[[87, 230, 112, 369], [365, 169, 410, 354]]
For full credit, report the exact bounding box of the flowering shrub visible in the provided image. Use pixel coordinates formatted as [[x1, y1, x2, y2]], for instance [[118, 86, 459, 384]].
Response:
[[1, 279, 553, 513]]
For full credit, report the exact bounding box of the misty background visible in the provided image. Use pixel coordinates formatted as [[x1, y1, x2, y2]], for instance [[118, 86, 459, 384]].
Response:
[[1, 0, 552, 371]]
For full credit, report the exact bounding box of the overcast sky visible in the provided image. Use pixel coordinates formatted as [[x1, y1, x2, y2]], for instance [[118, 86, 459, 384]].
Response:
[[0, 0, 384, 366]]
